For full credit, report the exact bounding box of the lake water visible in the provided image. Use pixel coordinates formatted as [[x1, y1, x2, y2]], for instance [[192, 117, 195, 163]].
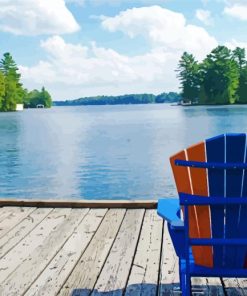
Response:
[[1, 104, 247, 200]]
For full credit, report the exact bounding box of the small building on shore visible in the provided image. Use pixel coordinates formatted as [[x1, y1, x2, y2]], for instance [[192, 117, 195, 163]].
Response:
[[15, 104, 24, 111], [36, 104, 44, 108], [180, 99, 192, 106], [179, 98, 199, 106]]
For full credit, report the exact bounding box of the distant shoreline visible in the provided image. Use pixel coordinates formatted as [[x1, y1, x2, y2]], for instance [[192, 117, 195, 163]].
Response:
[[53, 92, 181, 106], [53, 101, 176, 106], [53, 102, 247, 107], [53, 92, 247, 107]]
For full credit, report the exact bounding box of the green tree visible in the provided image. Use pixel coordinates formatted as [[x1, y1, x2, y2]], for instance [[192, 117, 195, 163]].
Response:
[[0, 52, 24, 111], [25, 87, 52, 108], [155, 92, 181, 103], [0, 71, 5, 109], [40, 87, 52, 107], [233, 47, 246, 70], [232, 47, 247, 103], [236, 65, 247, 104], [177, 52, 201, 103], [200, 46, 239, 104]]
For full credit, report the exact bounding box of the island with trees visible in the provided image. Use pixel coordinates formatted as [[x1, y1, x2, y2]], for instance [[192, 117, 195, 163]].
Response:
[[54, 92, 181, 106], [0, 52, 52, 112], [177, 45, 247, 105]]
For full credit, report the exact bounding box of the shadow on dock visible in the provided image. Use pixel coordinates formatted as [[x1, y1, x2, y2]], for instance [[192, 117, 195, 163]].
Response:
[[70, 282, 224, 295], [71, 283, 178, 296]]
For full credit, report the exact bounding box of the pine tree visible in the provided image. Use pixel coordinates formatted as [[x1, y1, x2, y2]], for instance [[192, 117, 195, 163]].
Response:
[[233, 47, 246, 70], [0, 52, 24, 111], [232, 47, 247, 103], [40, 87, 52, 107], [200, 46, 239, 104], [0, 71, 5, 110], [177, 52, 201, 103]]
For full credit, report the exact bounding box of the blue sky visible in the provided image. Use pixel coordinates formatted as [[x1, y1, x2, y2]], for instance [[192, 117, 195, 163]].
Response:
[[1, 0, 247, 100]]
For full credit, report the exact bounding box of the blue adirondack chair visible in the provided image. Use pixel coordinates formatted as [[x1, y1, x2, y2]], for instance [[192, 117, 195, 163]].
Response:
[[157, 134, 247, 296]]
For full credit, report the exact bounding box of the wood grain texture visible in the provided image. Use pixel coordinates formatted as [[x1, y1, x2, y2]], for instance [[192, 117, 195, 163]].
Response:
[[125, 210, 163, 296], [0, 207, 52, 259], [0, 208, 71, 284], [0, 207, 35, 239], [91, 209, 145, 296], [0, 208, 89, 296], [0, 206, 29, 223], [0, 206, 235, 295], [58, 208, 126, 296], [223, 278, 247, 295], [191, 277, 224, 296], [158, 221, 180, 296], [206, 278, 225, 296], [24, 209, 107, 296]]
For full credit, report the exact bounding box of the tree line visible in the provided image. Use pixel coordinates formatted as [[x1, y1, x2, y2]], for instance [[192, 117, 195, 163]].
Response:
[[177, 46, 247, 105], [54, 92, 181, 106], [0, 52, 52, 111]]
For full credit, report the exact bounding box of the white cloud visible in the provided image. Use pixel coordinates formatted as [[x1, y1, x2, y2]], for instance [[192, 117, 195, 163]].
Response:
[[195, 9, 213, 26], [40, 35, 88, 61], [0, 0, 80, 35], [19, 6, 218, 100], [225, 39, 247, 51], [20, 35, 179, 100], [101, 6, 217, 60], [224, 3, 247, 21]]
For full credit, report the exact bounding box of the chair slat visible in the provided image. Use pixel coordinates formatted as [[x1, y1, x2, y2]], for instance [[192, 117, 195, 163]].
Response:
[[186, 142, 213, 267], [170, 150, 201, 264], [237, 137, 247, 267], [170, 150, 191, 194], [225, 134, 246, 268], [206, 134, 225, 268]]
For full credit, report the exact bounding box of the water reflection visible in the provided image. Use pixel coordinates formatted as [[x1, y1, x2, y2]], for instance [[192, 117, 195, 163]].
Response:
[[0, 113, 21, 195], [1, 104, 247, 199]]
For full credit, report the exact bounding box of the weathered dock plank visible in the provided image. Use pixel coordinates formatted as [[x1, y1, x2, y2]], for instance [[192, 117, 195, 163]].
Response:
[[0, 208, 71, 284], [0, 199, 157, 209], [58, 208, 126, 296], [191, 276, 224, 296], [125, 209, 163, 296], [24, 208, 107, 296], [0, 208, 89, 296], [206, 278, 225, 295], [91, 209, 145, 296], [0, 207, 52, 258], [158, 221, 180, 296], [0, 206, 29, 223], [0, 207, 35, 239], [0, 203, 233, 296], [223, 278, 247, 295], [236, 279, 247, 294]]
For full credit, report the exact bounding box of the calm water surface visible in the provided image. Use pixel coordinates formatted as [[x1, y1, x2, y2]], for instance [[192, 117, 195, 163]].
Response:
[[1, 104, 247, 200]]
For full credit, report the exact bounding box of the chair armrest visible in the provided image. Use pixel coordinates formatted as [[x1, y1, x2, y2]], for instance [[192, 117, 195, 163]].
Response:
[[158, 198, 185, 258], [157, 198, 184, 227], [157, 198, 184, 228]]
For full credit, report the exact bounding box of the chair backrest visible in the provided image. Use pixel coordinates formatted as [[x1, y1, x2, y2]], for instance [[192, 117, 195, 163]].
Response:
[[170, 133, 247, 268]]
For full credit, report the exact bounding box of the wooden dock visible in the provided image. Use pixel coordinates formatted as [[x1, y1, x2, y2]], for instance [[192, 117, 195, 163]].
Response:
[[0, 199, 245, 296]]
